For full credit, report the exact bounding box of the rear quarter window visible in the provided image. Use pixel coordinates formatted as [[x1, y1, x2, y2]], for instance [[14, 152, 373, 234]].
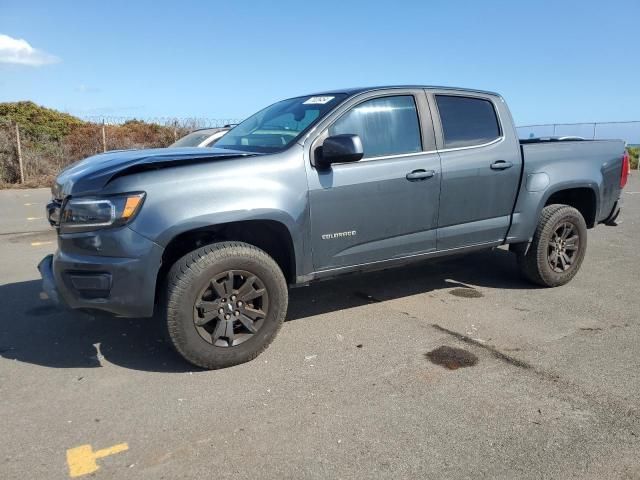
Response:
[[435, 95, 501, 148]]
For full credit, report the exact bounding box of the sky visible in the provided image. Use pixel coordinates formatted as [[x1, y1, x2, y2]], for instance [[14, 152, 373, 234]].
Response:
[[0, 0, 639, 126]]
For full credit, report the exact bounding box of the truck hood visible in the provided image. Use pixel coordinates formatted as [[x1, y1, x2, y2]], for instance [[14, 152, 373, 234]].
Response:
[[52, 147, 259, 198]]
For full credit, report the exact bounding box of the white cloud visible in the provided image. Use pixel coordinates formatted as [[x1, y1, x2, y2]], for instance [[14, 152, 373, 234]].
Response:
[[0, 34, 60, 66]]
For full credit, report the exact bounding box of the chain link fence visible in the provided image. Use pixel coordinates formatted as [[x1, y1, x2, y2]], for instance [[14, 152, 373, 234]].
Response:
[[516, 121, 640, 145], [0, 116, 241, 187], [2, 116, 638, 188], [80, 116, 240, 129], [516, 121, 640, 169]]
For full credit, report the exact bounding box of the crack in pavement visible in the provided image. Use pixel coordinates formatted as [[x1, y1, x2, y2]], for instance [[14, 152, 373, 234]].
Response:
[[375, 303, 640, 429], [429, 323, 534, 370]]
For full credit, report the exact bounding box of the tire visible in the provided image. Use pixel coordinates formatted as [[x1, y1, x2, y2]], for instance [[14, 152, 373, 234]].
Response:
[[517, 204, 588, 287], [165, 241, 288, 369]]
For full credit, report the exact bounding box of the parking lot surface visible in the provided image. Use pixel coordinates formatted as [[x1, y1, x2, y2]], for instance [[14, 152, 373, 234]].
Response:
[[1, 178, 640, 479]]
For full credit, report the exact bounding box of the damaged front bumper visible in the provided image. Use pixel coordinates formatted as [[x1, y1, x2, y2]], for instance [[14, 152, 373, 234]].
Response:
[[36, 227, 164, 318], [37, 254, 61, 305]]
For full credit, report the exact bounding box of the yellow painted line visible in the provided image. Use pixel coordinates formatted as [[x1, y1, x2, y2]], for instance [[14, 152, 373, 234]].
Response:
[[31, 241, 53, 247], [26, 217, 43, 221], [66, 443, 129, 477]]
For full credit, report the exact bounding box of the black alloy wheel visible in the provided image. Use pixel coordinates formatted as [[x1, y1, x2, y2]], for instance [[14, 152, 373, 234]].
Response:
[[547, 222, 580, 273], [165, 242, 288, 369], [517, 204, 588, 287], [194, 270, 269, 347]]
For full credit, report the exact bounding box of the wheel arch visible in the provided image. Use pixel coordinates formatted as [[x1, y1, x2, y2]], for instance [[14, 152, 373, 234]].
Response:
[[541, 184, 599, 228], [155, 219, 297, 306]]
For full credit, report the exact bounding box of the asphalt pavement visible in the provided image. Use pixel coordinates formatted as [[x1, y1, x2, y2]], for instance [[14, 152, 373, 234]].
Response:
[[1, 178, 640, 479]]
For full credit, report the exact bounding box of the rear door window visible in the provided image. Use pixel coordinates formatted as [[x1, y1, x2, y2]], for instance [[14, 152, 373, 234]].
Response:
[[329, 95, 422, 158], [435, 95, 501, 148]]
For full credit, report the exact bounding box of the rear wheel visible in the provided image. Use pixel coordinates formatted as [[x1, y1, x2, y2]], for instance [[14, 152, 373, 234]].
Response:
[[165, 241, 288, 369], [517, 204, 587, 287]]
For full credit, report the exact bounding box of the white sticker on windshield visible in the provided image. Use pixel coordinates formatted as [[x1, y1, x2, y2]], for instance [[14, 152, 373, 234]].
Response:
[[303, 96, 335, 105]]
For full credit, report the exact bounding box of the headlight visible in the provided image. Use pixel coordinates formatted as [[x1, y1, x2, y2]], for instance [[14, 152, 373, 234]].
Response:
[[60, 192, 145, 232]]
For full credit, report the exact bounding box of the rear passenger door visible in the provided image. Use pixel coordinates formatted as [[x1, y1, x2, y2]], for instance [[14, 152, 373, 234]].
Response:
[[430, 92, 522, 250]]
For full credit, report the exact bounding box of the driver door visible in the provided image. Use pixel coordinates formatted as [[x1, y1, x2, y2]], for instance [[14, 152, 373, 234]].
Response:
[[306, 90, 441, 271]]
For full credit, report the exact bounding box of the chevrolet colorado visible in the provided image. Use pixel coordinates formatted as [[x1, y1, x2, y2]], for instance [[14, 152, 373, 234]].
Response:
[[38, 86, 630, 369]]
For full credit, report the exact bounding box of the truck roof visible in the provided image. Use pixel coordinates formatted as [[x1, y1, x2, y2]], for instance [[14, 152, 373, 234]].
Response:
[[308, 85, 502, 98]]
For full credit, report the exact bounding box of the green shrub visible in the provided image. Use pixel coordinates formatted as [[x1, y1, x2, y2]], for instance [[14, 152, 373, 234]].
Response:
[[0, 102, 181, 186], [628, 146, 639, 170], [0, 101, 82, 140]]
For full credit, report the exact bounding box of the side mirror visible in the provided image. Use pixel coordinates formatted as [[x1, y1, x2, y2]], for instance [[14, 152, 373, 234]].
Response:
[[317, 134, 364, 169]]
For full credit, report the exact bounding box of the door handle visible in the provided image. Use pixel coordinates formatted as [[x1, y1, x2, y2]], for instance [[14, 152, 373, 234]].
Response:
[[406, 169, 435, 181], [490, 160, 513, 170]]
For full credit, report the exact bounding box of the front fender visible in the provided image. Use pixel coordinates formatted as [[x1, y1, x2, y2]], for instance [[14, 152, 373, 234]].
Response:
[[107, 147, 310, 277]]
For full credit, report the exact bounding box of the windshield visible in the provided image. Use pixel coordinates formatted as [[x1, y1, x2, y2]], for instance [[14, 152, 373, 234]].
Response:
[[214, 94, 347, 153], [170, 130, 217, 148]]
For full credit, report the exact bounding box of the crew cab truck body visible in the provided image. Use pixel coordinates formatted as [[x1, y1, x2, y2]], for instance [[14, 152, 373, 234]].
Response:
[[39, 86, 629, 369]]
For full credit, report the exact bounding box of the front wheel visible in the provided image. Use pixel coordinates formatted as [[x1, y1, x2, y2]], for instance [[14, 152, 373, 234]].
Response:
[[165, 241, 288, 369], [517, 204, 588, 287]]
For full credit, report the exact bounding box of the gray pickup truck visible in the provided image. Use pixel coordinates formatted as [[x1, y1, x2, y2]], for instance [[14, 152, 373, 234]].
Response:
[[39, 86, 630, 369]]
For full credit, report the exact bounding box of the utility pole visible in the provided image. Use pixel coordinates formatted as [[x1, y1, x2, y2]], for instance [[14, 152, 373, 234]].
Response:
[[15, 123, 24, 184], [101, 120, 107, 152]]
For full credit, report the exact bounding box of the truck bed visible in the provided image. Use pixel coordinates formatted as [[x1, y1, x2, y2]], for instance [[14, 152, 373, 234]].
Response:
[[523, 138, 624, 219], [505, 138, 626, 243]]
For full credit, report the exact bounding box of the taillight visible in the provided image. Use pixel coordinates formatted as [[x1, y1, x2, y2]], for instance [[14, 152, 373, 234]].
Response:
[[620, 151, 630, 188]]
